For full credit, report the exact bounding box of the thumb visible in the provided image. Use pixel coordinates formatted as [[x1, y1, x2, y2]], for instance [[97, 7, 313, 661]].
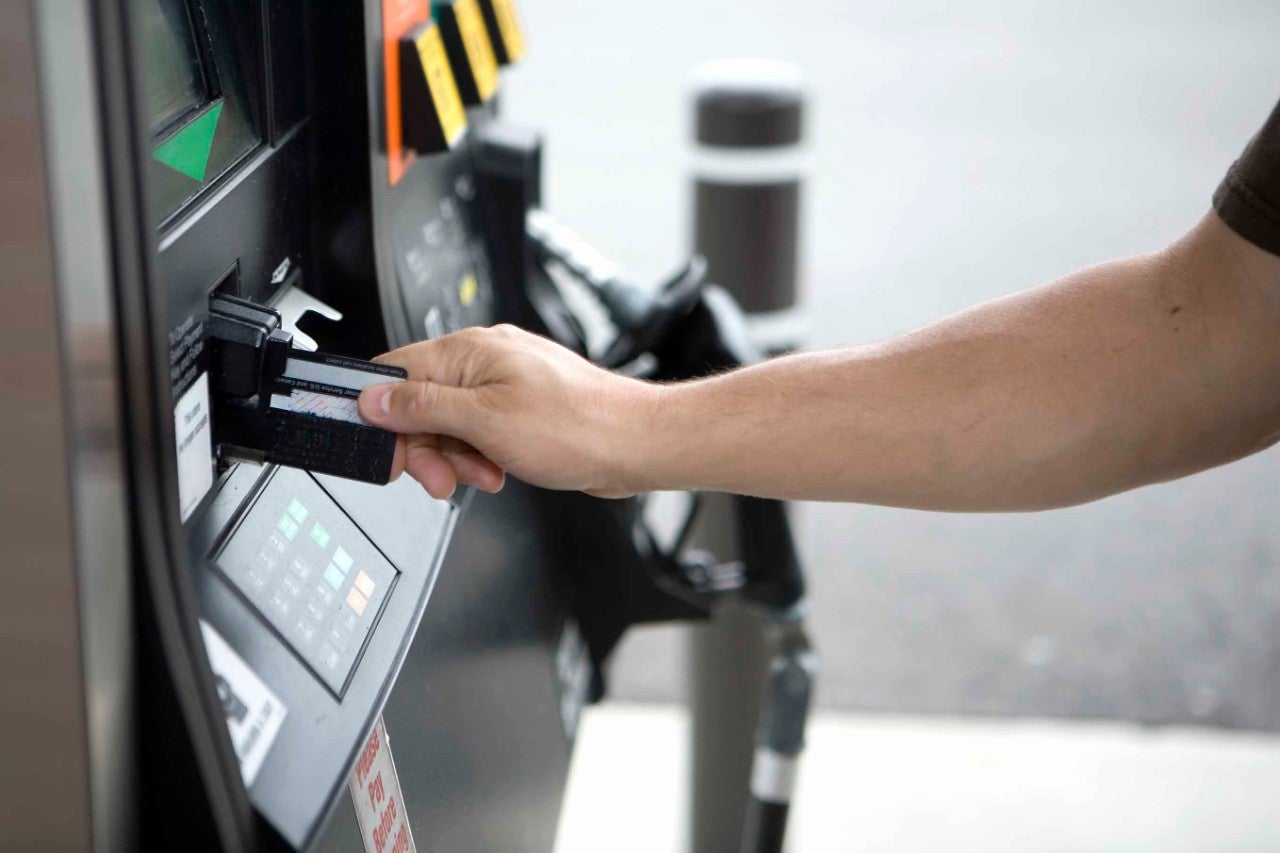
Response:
[[358, 380, 481, 438]]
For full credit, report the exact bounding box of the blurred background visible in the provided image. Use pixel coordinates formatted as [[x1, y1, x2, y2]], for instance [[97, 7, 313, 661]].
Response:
[[499, 0, 1280, 850]]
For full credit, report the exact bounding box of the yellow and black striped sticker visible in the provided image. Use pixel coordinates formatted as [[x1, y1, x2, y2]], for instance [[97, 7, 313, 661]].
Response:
[[491, 0, 526, 62], [414, 24, 467, 145], [454, 0, 499, 101]]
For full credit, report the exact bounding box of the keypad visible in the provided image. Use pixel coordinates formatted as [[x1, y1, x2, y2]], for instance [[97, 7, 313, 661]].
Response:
[[215, 471, 397, 695]]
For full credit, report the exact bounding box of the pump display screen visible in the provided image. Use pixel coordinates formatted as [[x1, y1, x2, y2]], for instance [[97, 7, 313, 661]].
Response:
[[137, 0, 259, 221], [214, 469, 398, 696], [141, 0, 210, 135]]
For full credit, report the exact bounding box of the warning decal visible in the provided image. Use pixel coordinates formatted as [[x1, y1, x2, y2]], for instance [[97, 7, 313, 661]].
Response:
[[350, 717, 417, 853]]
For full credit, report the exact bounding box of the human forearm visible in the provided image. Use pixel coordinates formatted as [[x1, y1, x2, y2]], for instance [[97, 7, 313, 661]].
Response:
[[633, 214, 1280, 509]]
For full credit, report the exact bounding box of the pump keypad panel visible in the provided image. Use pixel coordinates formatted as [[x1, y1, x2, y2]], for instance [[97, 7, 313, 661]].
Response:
[[215, 470, 397, 695], [392, 173, 495, 337]]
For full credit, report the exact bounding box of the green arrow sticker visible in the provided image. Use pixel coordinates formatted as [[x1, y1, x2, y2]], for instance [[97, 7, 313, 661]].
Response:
[[153, 101, 222, 182]]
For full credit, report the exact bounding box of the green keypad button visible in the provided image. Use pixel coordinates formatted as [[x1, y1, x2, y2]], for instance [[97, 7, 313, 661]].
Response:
[[310, 522, 331, 549], [277, 515, 300, 541], [287, 498, 309, 524]]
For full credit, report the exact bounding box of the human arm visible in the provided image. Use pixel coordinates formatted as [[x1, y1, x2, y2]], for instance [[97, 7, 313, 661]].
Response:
[[358, 211, 1280, 508], [632, 212, 1280, 508]]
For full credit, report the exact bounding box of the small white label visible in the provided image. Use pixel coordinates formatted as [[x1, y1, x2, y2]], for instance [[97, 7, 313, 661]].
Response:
[[200, 620, 289, 787], [350, 717, 417, 853], [174, 373, 214, 521]]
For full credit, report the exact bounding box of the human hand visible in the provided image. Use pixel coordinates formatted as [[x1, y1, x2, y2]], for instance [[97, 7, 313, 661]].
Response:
[[358, 325, 660, 500]]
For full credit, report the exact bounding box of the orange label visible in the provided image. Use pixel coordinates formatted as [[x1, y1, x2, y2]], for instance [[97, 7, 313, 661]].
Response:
[[454, 0, 499, 101], [414, 25, 467, 145], [491, 0, 526, 62], [382, 0, 432, 185]]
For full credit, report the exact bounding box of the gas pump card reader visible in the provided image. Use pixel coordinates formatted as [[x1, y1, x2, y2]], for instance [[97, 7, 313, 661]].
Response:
[[207, 295, 404, 484]]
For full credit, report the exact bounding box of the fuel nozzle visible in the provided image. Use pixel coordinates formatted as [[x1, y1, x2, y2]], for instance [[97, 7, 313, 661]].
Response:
[[526, 208, 707, 367]]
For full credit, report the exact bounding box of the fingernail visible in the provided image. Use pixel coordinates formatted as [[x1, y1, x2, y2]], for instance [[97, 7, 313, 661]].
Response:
[[359, 384, 394, 421]]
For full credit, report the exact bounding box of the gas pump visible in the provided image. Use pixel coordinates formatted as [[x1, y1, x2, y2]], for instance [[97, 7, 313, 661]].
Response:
[[5, 0, 812, 850]]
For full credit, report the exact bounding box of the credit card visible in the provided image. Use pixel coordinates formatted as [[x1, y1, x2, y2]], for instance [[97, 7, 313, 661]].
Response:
[[258, 352, 406, 483], [267, 352, 406, 427], [215, 350, 406, 485]]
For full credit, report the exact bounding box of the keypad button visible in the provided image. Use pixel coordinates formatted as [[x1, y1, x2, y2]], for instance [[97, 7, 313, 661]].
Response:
[[289, 557, 313, 581], [327, 625, 350, 651], [279, 517, 300, 541], [319, 643, 341, 671], [269, 590, 293, 619], [353, 570, 375, 598], [323, 564, 345, 591], [310, 522, 331, 549], [345, 587, 368, 616], [305, 598, 326, 623], [287, 498, 309, 524], [332, 547, 353, 573], [294, 618, 318, 648]]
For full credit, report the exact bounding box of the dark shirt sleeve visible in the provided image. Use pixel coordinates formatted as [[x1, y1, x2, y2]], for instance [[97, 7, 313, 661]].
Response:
[[1213, 99, 1280, 257]]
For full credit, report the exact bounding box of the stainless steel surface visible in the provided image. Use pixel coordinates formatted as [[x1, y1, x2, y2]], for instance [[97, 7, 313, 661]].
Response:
[[272, 286, 344, 352], [0, 2, 134, 848], [33, 0, 136, 846], [1, 1, 91, 848]]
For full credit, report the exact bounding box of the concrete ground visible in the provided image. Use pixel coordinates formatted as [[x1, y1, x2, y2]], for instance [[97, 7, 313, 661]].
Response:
[[554, 704, 1280, 852], [503, 1, 1280, 730]]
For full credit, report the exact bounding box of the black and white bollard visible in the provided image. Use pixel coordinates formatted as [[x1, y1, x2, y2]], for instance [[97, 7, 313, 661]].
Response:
[[690, 59, 807, 352]]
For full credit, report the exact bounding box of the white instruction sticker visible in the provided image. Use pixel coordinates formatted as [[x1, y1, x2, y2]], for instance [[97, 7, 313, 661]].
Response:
[[199, 620, 288, 787], [174, 373, 214, 521], [350, 717, 416, 853]]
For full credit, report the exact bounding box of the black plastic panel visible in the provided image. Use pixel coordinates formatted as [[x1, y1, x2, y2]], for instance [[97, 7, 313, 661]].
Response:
[[265, 0, 307, 141], [158, 128, 308, 322], [390, 169, 496, 338]]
